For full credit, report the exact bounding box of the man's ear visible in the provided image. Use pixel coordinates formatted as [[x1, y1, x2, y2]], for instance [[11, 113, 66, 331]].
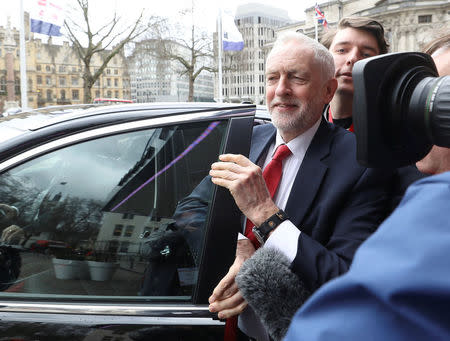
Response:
[[323, 77, 338, 104]]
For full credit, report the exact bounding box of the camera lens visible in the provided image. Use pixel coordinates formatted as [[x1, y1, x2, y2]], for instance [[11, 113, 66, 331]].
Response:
[[410, 76, 450, 148]]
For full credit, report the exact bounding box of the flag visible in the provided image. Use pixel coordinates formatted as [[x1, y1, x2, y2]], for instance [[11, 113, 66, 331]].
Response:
[[29, 0, 65, 36], [222, 12, 244, 51], [314, 3, 329, 29]]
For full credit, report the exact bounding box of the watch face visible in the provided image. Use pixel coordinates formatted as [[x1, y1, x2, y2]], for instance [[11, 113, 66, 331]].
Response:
[[252, 227, 265, 245]]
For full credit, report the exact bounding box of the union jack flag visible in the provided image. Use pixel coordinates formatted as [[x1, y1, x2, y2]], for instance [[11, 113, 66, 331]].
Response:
[[315, 3, 329, 29]]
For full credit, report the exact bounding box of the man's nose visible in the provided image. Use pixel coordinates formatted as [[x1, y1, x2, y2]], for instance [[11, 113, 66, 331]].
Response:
[[346, 50, 360, 66], [275, 76, 291, 96]]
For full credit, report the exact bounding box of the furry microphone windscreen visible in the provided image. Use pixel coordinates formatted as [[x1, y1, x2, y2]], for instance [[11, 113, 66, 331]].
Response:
[[236, 247, 311, 341]]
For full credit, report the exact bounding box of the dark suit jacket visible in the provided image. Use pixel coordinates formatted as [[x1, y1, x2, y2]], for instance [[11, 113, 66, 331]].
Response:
[[174, 118, 393, 291]]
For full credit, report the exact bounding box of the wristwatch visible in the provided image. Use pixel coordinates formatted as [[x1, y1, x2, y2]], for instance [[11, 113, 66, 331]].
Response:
[[252, 209, 289, 245]]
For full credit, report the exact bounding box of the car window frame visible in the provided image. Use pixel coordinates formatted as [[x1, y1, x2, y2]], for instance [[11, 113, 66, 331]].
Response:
[[0, 106, 256, 326]]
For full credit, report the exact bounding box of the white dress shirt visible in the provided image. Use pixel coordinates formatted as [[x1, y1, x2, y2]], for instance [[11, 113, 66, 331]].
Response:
[[238, 118, 321, 340]]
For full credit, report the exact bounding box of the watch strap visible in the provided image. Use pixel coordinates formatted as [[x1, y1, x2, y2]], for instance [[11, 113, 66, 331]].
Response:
[[252, 209, 289, 244]]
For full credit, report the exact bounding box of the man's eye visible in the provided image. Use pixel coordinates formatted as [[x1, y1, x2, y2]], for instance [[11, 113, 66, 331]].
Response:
[[336, 48, 346, 53]]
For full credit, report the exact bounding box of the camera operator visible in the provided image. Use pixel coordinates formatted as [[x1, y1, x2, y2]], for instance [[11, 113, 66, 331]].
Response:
[[282, 33, 450, 340]]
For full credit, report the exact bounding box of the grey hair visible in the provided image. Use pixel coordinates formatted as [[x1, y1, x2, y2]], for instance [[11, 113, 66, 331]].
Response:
[[267, 31, 335, 82]]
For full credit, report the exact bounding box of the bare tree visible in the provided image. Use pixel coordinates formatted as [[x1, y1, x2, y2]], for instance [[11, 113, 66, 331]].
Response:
[[64, 0, 164, 103], [161, 5, 215, 102]]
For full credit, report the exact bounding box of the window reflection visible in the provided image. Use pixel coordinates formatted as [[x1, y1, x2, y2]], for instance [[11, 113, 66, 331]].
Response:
[[0, 120, 226, 300]]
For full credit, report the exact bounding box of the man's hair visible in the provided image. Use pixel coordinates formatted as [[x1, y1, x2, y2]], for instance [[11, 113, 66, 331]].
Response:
[[321, 16, 389, 54], [267, 31, 335, 82], [422, 33, 450, 57]]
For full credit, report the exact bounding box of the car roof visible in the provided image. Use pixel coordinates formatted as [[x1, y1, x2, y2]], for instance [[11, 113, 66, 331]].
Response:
[[0, 102, 265, 143]]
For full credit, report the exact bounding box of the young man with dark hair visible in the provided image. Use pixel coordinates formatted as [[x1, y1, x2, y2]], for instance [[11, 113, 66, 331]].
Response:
[[321, 17, 388, 130]]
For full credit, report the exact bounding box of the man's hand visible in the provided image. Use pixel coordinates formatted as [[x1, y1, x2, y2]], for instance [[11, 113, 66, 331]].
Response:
[[210, 154, 279, 226], [209, 239, 256, 319]]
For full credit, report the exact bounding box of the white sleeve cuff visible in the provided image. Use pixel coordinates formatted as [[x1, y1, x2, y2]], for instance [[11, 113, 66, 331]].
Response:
[[264, 220, 300, 263], [238, 232, 248, 240]]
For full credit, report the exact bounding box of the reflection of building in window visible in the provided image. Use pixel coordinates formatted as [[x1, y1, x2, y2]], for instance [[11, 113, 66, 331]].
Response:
[[124, 225, 134, 237], [113, 224, 123, 236], [120, 241, 129, 252], [98, 212, 176, 255]]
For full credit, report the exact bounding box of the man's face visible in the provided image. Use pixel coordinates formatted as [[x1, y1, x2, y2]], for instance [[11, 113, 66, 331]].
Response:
[[329, 27, 380, 97], [416, 48, 450, 174], [266, 40, 334, 140]]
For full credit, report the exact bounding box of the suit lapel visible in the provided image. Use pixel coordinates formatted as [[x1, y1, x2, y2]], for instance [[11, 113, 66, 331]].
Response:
[[249, 124, 276, 164], [285, 118, 332, 227]]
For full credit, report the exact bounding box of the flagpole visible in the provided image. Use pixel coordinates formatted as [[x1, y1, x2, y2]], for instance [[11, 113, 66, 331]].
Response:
[[217, 8, 223, 103], [314, 15, 318, 41], [19, 0, 28, 109]]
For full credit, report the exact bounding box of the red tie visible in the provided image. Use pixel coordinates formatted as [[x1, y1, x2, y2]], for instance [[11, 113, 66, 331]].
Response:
[[223, 144, 292, 341], [244, 144, 292, 247]]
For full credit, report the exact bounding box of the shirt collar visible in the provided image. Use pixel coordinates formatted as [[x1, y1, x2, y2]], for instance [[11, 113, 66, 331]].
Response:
[[273, 117, 321, 158]]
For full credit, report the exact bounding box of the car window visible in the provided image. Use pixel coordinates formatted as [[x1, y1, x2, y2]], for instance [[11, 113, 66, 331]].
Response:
[[0, 119, 227, 301]]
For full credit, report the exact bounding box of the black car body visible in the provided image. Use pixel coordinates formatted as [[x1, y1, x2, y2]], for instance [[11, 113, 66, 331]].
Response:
[[0, 103, 269, 340]]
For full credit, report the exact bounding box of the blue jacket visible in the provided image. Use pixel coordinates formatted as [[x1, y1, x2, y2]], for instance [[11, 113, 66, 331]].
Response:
[[285, 171, 450, 340]]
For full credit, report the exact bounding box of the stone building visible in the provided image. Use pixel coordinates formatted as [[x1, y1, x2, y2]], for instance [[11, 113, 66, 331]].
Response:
[[0, 24, 131, 111], [279, 0, 450, 52], [128, 39, 214, 103], [220, 4, 291, 104]]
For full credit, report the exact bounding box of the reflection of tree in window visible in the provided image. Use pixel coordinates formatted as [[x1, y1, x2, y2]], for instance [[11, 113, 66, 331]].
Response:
[[113, 224, 123, 236]]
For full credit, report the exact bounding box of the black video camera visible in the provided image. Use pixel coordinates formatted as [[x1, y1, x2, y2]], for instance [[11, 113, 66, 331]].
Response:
[[353, 52, 450, 168]]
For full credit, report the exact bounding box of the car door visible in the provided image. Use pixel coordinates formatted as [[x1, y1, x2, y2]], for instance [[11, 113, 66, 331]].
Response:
[[0, 105, 255, 340]]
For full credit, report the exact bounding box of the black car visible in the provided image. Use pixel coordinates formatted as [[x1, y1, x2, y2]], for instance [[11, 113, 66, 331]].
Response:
[[0, 103, 270, 340]]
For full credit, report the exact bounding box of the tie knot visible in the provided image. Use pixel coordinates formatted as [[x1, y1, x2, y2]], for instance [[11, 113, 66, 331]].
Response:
[[272, 144, 291, 162]]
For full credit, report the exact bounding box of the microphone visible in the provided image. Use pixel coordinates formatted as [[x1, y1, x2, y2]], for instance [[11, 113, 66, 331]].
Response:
[[236, 247, 311, 341]]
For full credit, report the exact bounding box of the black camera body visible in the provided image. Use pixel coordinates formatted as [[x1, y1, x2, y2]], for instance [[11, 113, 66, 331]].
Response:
[[353, 52, 450, 168]]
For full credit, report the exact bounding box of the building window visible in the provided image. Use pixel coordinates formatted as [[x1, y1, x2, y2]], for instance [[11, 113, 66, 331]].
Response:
[[107, 78, 111, 87], [72, 77, 78, 86], [72, 66, 77, 72], [95, 90, 100, 97], [114, 78, 118, 87], [119, 241, 129, 252], [59, 65, 66, 72], [46, 89, 52, 101], [113, 224, 123, 236], [115, 90, 119, 98], [60, 89, 66, 100], [72, 89, 79, 100], [124, 226, 134, 237], [45, 76, 52, 85], [107, 90, 112, 98], [37, 75, 42, 85], [59, 77, 66, 86], [114, 69, 118, 75], [418, 15, 432, 23], [107, 69, 111, 75], [46, 65, 51, 72], [36, 65, 41, 71]]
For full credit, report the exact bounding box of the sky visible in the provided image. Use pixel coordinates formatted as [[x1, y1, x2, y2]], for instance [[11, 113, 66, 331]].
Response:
[[1, 0, 320, 37]]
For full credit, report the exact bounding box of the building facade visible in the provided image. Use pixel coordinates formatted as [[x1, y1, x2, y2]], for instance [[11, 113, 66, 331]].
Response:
[[279, 0, 450, 53], [0, 24, 131, 111], [220, 4, 292, 104], [128, 39, 214, 103]]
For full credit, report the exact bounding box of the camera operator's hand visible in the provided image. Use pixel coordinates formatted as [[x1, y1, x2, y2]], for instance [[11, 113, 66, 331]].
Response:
[[1, 225, 24, 244]]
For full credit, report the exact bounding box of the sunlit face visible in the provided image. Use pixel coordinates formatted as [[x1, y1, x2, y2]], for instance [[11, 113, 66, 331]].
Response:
[[329, 27, 380, 97], [265, 40, 335, 141], [416, 48, 450, 174]]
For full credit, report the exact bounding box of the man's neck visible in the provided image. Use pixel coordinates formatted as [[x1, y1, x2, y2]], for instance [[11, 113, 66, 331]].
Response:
[[329, 95, 353, 120]]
